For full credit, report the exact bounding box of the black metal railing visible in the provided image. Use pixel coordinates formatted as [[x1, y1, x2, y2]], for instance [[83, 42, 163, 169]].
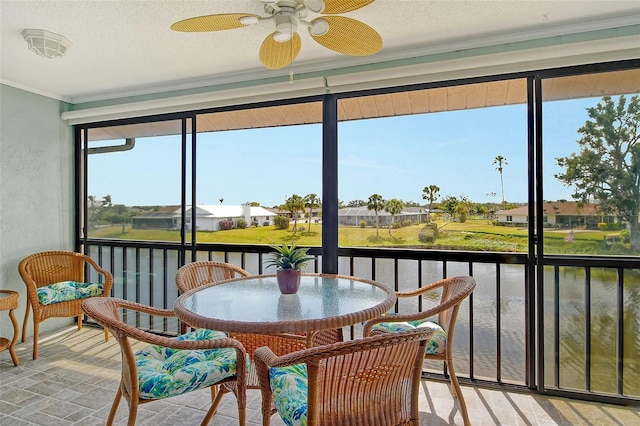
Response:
[[82, 239, 640, 404]]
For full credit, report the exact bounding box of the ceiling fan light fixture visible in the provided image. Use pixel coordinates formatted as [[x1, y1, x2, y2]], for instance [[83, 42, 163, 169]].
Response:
[[22, 29, 71, 59], [273, 31, 294, 42], [309, 18, 329, 36], [239, 16, 259, 25], [303, 0, 325, 13]]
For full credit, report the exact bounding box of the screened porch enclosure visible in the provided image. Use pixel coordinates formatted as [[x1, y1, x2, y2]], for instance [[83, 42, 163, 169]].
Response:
[[78, 62, 640, 406]]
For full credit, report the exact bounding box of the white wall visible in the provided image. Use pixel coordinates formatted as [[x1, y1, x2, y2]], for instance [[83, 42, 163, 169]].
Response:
[[0, 84, 74, 340]]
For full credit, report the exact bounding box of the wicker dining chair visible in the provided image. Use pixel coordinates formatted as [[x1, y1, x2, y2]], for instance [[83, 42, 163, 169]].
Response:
[[19, 250, 113, 359], [255, 328, 434, 426], [82, 297, 247, 426], [363, 275, 477, 426], [175, 261, 344, 387]]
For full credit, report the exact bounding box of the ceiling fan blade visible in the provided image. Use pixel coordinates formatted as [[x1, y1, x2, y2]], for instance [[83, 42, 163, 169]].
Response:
[[170, 14, 260, 32], [321, 0, 375, 14], [259, 32, 301, 69], [309, 16, 382, 56]]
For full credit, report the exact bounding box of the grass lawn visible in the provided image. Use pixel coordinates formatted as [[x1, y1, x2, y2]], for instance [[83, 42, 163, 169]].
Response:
[[89, 218, 633, 255]]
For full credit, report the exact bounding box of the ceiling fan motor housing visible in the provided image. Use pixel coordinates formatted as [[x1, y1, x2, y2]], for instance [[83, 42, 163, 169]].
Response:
[[275, 10, 298, 36]]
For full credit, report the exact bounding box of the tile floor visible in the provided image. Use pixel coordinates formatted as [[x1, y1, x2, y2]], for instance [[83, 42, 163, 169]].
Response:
[[0, 326, 638, 425]]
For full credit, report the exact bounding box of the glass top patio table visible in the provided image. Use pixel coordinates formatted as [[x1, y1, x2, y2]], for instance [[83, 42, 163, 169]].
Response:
[[173, 273, 396, 337]]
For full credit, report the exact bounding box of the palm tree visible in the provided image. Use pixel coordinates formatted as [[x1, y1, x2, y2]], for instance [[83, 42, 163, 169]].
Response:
[[421, 185, 440, 222], [304, 193, 320, 232], [384, 198, 404, 235], [493, 155, 508, 204], [367, 194, 385, 238], [284, 194, 305, 233]]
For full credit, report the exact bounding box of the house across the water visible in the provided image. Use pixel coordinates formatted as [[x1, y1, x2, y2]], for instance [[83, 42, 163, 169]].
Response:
[[132, 204, 277, 231], [495, 201, 616, 229]]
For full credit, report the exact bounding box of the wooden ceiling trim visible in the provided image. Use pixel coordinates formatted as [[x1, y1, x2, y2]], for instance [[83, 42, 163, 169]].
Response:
[[447, 86, 468, 111], [505, 79, 527, 105], [427, 87, 447, 112], [84, 72, 639, 141], [354, 96, 378, 118], [465, 83, 488, 109], [390, 92, 413, 116], [484, 80, 508, 106], [367, 95, 394, 118], [408, 90, 430, 114]]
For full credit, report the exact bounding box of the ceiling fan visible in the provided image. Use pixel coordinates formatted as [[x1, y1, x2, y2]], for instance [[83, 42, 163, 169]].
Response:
[[170, 0, 382, 70]]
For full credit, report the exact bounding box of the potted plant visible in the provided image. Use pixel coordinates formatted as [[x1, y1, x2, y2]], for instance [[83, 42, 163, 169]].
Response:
[[266, 243, 314, 294]]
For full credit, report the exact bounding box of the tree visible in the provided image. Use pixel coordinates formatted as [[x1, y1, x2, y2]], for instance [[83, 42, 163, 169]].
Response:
[[421, 184, 440, 222], [102, 204, 134, 233], [284, 194, 305, 233], [440, 195, 459, 217], [304, 193, 320, 232], [493, 155, 508, 204], [384, 198, 403, 235], [367, 194, 385, 238], [347, 199, 366, 207], [102, 194, 112, 207], [556, 95, 640, 251]]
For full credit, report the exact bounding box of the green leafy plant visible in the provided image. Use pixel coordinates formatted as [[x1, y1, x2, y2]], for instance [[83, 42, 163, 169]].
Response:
[[273, 215, 290, 230], [266, 243, 314, 270]]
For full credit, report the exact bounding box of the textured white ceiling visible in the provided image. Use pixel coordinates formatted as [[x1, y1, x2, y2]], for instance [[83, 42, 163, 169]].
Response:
[[1, 0, 639, 103]]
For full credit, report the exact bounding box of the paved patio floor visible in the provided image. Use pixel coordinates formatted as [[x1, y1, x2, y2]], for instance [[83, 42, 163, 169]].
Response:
[[1, 326, 638, 425]]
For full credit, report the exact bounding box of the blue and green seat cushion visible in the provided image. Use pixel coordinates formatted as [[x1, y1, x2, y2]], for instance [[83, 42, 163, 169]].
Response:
[[36, 281, 105, 305], [135, 328, 249, 399], [369, 318, 447, 355], [269, 363, 308, 426]]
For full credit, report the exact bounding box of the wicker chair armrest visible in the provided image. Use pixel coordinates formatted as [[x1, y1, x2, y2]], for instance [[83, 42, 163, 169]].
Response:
[[395, 277, 447, 298], [108, 298, 176, 317], [84, 255, 114, 294], [254, 346, 280, 367], [254, 345, 278, 411], [18, 273, 40, 305]]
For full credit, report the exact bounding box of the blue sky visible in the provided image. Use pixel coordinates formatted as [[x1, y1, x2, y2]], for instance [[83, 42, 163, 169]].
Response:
[[88, 97, 599, 208]]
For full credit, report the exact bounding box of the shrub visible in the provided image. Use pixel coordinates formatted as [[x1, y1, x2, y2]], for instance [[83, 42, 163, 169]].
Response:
[[236, 218, 247, 229], [597, 222, 608, 231], [402, 219, 412, 227], [359, 220, 366, 228], [418, 227, 436, 243], [273, 215, 290, 230], [620, 229, 630, 243], [426, 222, 438, 234]]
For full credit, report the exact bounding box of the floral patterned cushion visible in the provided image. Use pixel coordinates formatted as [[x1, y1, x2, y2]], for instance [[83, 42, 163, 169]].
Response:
[[269, 363, 308, 426], [370, 319, 447, 355], [36, 281, 105, 305], [135, 328, 243, 400]]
